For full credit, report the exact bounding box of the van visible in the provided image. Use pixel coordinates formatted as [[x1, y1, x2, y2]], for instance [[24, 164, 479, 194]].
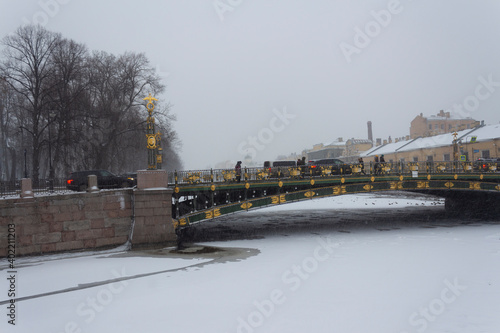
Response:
[[263, 160, 298, 178]]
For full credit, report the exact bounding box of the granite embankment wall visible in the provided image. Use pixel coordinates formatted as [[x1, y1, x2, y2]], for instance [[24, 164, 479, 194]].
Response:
[[0, 188, 175, 257]]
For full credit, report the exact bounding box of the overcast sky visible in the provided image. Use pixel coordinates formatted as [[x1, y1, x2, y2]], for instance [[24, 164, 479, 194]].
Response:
[[1, 0, 500, 169]]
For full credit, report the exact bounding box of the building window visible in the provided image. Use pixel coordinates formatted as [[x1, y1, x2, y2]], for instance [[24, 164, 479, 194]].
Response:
[[482, 150, 490, 159], [427, 155, 433, 162], [448, 124, 452, 130], [429, 124, 432, 130], [443, 154, 450, 161], [441, 124, 444, 130], [435, 124, 439, 129], [413, 156, 419, 162]]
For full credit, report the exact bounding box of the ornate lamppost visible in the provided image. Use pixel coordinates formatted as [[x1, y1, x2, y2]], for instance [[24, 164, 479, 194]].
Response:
[[143, 94, 162, 170], [48, 111, 56, 191], [452, 132, 458, 161]]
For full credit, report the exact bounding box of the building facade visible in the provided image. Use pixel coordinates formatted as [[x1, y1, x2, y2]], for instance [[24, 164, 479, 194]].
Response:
[[362, 123, 500, 163], [410, 110, 479, 139]]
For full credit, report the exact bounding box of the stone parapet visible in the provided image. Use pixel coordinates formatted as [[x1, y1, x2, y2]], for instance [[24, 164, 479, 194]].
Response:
[[0, 186, 176, 257]]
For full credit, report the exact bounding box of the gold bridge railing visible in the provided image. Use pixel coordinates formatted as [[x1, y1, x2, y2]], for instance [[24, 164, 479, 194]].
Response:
[[170, 160, 499, 186]]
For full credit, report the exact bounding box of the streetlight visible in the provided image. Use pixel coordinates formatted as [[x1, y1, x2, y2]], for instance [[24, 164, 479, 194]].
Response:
[[24, 148, 27, 178], [48, 111, 56, 191], [19, 126, 28, 178]]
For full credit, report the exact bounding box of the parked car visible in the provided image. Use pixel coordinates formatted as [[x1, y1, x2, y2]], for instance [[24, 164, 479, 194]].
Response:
[[121, 172, 138, 186], [66, 170, 133, 191], [264, 160, 298, 178], [307, 158, 352, 176], [473, 158, 499, 172]]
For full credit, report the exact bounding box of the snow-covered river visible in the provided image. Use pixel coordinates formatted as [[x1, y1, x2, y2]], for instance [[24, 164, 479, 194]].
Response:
[[2, 192, 499, 333]]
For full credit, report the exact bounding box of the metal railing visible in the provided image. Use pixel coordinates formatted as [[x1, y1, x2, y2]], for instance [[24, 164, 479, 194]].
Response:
[[2, 161, 498, 197], [173, 160, 499, 185]]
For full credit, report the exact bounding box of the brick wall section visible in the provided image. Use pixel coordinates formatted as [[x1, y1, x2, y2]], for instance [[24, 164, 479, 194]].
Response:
[[132, 189, 175, 246], [0, 188, 176, 257]]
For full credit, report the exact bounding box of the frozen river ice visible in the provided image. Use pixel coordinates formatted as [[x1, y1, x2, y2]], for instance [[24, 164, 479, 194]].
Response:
[[1, 192, 500, 333]]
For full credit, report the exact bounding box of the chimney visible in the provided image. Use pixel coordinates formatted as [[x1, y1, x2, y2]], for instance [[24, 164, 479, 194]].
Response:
[[376, 138, 382, 146], [367, 121, 373, 142], [388, 136, 392, 143]]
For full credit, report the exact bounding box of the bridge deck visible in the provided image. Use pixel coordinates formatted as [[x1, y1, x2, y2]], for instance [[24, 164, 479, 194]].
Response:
[[171, 161, 500, 229]]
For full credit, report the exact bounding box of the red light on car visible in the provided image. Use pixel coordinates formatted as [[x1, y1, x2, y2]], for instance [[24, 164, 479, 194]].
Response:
[[67, 179, 73, 185], [311, 165, 317, 168]]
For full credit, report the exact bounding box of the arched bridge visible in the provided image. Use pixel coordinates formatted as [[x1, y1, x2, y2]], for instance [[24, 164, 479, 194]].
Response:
[[171, 161, 500, 231]]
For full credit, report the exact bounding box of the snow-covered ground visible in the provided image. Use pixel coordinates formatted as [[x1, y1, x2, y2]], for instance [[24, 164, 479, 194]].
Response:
[[1, 192, 500, 333]]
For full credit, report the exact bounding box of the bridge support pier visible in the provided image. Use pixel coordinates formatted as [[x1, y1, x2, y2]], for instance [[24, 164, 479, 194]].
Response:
[[444, 191, 500, 218], [132, 170, 176, 248]]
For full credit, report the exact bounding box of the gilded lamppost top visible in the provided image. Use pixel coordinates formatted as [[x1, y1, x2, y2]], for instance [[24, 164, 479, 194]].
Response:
[[143, 94, 162, 169], [144, 94, 158, 114]]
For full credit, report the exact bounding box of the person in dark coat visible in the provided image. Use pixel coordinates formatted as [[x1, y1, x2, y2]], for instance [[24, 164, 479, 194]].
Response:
[[235, 161, 242, 183], [358, 157, 365, 174], [379, 154, 386, 174], [374, 155, 380, 174]]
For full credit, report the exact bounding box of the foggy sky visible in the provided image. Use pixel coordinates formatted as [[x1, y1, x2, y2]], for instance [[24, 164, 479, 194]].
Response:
[[1, 0, 500, 170]]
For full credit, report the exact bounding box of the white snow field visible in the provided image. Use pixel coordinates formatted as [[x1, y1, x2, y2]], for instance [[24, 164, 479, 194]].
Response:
[[1, 193, 500, 333]]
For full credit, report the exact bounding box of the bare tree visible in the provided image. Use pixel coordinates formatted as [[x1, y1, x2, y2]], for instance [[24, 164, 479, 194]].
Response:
[[0, 25, 183, 179], [84, 51, 165, 171], [47, 37, 89, 176], [0, 25, 61, 182], [0, 77, 17, 180]]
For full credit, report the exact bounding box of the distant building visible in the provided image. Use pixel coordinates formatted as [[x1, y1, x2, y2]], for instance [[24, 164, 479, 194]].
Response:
[[410, 110, 480, 139], [362, 123, 500, 163], [305, 138, 346, 160], [343, 138, 373, 163], [302, 137, 373, 162]]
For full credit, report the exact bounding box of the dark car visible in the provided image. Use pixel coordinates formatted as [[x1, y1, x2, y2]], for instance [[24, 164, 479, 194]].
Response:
[[473, 158, 499, 172], [307, 158, 352, 176], [122, 172, 138, 186], [66, 170, 132, 191]]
